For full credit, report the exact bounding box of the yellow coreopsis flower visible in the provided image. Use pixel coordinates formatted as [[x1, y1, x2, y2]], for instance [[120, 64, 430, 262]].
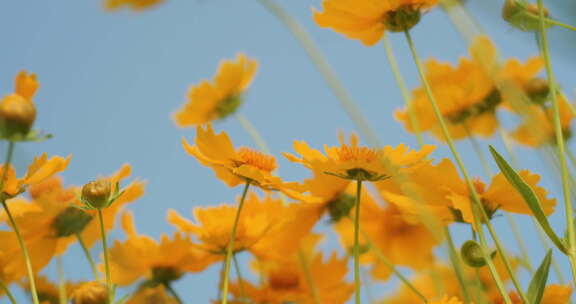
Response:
[[20, 276, 81, 304], [126, 285, 178, 304], [107, 212, 214, 286], [104, 0, 164, 11], [168, 192, 319, 261], [70, 281, 107, 304], [0, 153, 71, 199], [173, 54, 258, 126], [496, 284, 572, 304], [313, 0, 439, 46], [284, 133, 434, 182]]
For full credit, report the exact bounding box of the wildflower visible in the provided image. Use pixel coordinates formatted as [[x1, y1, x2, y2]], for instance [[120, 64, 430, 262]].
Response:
[[167, 193, 319, 261], [313, 0, 439, 46], [0, 71, 39, 138], [334, 192, 439, 280], [494, 284, 572, 303], [81, 179, 112, 209], [182, 124, 301, 197], [126, 285, 178, 304], [104, 0, 164, 11], [229, 235, 354, 303], [107, 212, 214, 286], [173, 54, 257, 126], [70, 281, 107, 304], [0, 153, 71, 199], [20, 276, 80, 304], [284, 133, 434, 182]]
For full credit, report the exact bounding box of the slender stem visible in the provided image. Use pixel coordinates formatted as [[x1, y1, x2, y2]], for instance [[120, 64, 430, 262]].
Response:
[[534, 217, 566, 284], [537, 0, 576, 283], [255, 0, 381, 146], [523, 13, 576, 32], [403, 29, 513, 303], [221, 181, 251, 304], [57, 257, 67, 304], [232, 254, 247, 302], [235, 113, 271, 155], [1, 141, 40, 304], [382, 35, 423, 147], [97, 209, 112, 304], [444, 227, 472, 304], [76, 233, 99, 280], [0, 278, 16, 304], [164, 283, 183, 304], [361, 268, 376, 304], [353, 180, 363, 304], [298, 249, 321, 304], [465, 131, 492, 176]]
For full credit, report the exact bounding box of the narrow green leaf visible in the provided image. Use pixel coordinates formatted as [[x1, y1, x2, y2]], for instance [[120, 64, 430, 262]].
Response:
[[489, 146, 568, 254], [527, 249, 552, 304]]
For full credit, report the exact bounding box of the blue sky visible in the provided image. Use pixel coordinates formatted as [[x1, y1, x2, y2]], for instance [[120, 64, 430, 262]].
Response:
[[1, 0, 576, 302]]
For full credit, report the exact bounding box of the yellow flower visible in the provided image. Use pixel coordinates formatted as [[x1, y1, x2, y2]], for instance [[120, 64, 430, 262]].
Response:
[[20, 276, 81, 304], [430, 297, 464, 304], [499, 284, 572, 304], [126, 285, 178, 304], [173, 54, 258, 126], [334, 191, 439, 281], [0, 165, 144, 280], [284, 133, 434, 182], [104, 0, 164, 11], [107, 211, 214, 286], [229, 235, 354, 304], [313, 0, 439, 46], [0, 153, 71, 198], [168, 192, 319, 261], [70, 281, 107, 304]]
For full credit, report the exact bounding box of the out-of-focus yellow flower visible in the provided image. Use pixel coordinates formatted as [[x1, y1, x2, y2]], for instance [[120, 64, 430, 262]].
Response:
[[495, 284, 572, 304], [70, 281, 107, 304], [0, 165, 144, 280], [334, 191, 439, 281], [0, 71, 39, 137], [107, 212, 213, 286], [126, 285, 178, 304], [20, 276, 81, 304], [378, 158, 555, 224], [284, 133, 434, 182], [229, 235, 354, 304], [430, 297, 464, 304], [174, 54, 257, 126], [0, 153, 71, 198], [104, 0, 164, 11], [168, 193, 319, 261], [313, 0, 439, 46]]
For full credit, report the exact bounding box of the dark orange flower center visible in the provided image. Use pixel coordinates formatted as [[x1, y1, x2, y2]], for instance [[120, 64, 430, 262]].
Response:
[[269, 273, 300, 291], [336, 145, 379, 162], [234, 147, 277, 172]]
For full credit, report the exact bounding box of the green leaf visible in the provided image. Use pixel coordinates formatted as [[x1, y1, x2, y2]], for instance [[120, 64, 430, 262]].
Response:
[[527, 249, 552, 304], [489, 146, 568, 254]]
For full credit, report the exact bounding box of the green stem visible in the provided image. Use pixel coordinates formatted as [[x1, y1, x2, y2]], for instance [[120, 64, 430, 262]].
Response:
[[523, 13, 576, 32], [232, 254, 247, 303], [1, 141, 40, 304], [164, 283, 183, 304], [537, 0, 576, 283], [0, 278, 16, 304], [354, 180, 362, 304], [255, 0, 381, 146], [361, 268, 376, 304], [97, 209, 112, 304], [382, 35, 423, 147], [221, 181, 251, 304], [235, 113, 271, 155], [76, 233, 99, 280], [444, 227, 472, 304], [298, 249, 321, 304], [57, 257, 67, 304], [403, 29, 513, 303]]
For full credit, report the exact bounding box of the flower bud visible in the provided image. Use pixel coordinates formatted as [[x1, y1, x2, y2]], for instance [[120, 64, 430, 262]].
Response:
[[461, 240, 496, 268], [502, 0, 550, 31], [71, 281, 107, 304], [0, 94, 36, 137], [82, 179, 112, 209]]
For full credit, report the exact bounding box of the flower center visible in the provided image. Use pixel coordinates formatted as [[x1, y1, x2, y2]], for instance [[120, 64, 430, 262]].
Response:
[[234, 147, 277, 172], [151, 266, 183, 284], [336, 145, 380, 162], [269, 273, 300, 291]]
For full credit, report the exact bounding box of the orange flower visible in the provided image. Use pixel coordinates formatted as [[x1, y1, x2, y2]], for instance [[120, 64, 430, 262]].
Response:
[[284, 133, 434, 182], [0, 153, 71, 198], [313, 0, 439, 46], [107, 212, 213, 286], [497, 284, 572, 304], [104, 0, 164, 11], [168, 192, 319, 261], [173, 54, 257, 126], [20, 276, 81, 304], [430, 297, 464, 304], [0, 165, 144, 280], [229, 235, 353, 304]]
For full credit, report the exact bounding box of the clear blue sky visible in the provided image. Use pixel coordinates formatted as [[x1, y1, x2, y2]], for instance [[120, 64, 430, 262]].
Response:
[[1, 0, 575, 302]]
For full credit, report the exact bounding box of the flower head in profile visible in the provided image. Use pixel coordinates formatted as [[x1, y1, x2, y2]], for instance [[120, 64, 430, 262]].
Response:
[[20, 276, 81, 304], [174, 54, 257, 126], [70, 281, 107, 304], [104, 0, 164, 11], [313, 0, 439, 46], [284, 133, 434, 181], [107, 212, 213, 287], [0, 71, 40, 138], [0, 153, 71, 199], [126, 285, 178, 304]]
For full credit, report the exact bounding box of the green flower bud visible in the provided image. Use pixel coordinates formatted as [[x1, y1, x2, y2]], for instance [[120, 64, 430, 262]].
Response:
[[81, 179, 112, 209], [0, 94, 36, 137]]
